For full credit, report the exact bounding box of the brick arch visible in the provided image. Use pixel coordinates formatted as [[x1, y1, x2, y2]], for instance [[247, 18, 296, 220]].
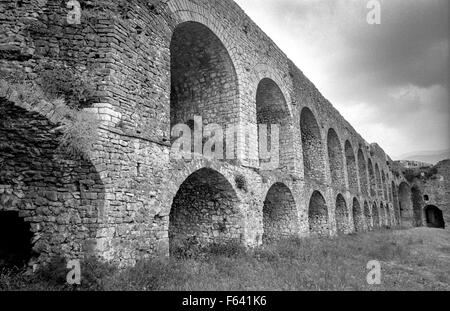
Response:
[[256, 77, 294, 171], [308, 190, 329, 237], [262, 182, 298, 242], [335, 194, 349, 234], [344, 140, 358, 193], [168, 167, 244, 255], [300, 107, 326, 183], [327, 128, 346, 190]]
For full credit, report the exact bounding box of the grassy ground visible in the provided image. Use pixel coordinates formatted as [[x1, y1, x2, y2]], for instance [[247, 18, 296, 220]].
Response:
[[1, 227, 449, 291]]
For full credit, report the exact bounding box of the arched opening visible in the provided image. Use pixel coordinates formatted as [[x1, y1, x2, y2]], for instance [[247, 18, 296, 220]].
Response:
[[0, 211, 33, 268], [335, 194, 348, 234], [352, 198, 364, 232], [424, 205, 445, 229], [308, 191, 329, 237], [380, 203, 386, 227], [345, 141, 358, 193], [375, 164, 383, 198], [364, 201, 372, 230], [411, 186, 424, 227], [300, 108, 325, 182], [256, 79, 292, 171], [392, 181, 400, 225], [368, 159, 376, 197], [398, 182, 413, 225], [327, 129, 346, 189], [372, 203, 380, 228], [170, 21, 239, 156], [263, 183, 298, 242], [357, 149, 369, 196], [169, 168, 242, 255], [382, 171, 388, 200]]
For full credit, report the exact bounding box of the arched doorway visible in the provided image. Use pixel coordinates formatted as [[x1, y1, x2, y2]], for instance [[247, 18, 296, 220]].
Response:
[[335, 194, 348, 234], [424, 205, 445, 229], [169, 168, 242, 255], [308, 191, 329, 237], [263, 183, 298, 242]]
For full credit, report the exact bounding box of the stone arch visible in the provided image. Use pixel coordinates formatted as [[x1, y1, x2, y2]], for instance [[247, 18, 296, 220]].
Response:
[[375, 164, 383, 198], [170, 21, 239, 156], [169, 168, 242, 255], [364, 201, 372, 230], [372, 203, 380, 228], [345, 141, 358, 193], [411, 186, 424, 227], [357, 149, 369, 196], [308, 191, 329, 237], [335, 194, 349, 234], [300, 108, 326, 182], [424, 205, 445, 229], [256, 78, 293, 171], [392, 181, 400, 225], [0, 100, 105, 265], [327, 129, 346, 189], [262, 183, 298, 242], [382, 171, 388, 200], [368, 159, 376, 197], [398, 182, 413, 225], [352, 198, 364, 232]]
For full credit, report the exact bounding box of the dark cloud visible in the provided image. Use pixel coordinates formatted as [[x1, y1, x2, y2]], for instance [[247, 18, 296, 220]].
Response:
[[235, 0, 450, 157]]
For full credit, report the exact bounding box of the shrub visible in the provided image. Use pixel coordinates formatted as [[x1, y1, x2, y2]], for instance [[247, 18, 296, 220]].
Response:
[[234, 174, 248, 192]]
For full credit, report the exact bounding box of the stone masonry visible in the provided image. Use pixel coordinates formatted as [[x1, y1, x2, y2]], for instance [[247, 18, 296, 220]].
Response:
[[0, 0, 446, 267]]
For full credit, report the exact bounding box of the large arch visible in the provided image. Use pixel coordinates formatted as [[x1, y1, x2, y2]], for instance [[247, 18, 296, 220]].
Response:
[[364, 201, 372, 231], [411, 186, 424, 227], [345, 141, 358, 193], [352, 198, 364, 232], [308, 191, 329, 237], [256, 78, 292, 171], [169, 168, 242, 255], [424, 205, 445, 229], [327, 129, 346, 189], [170, 21, 239, 156], [335, 194, 349, 234], [357, 149, 369, 196], [262, 183, 298, 242], [372, 203, 380, 229], [398, 182, 413, 225], [368, 159, 376, 197], [300, 108, 326, 182]]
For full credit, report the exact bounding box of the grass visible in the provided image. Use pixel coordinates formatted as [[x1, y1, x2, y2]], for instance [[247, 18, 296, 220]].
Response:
[[1, 228, 449, 291]]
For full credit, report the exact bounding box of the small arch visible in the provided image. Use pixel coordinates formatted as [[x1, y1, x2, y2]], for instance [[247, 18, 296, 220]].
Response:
[[327, 129, 346, 189], [256, 78, 292, 171], [301, 108, 326, 182], [424, 205, 445, 229], [262, 183, 298, 242], [364, 201, 372, 230], [357, 149, 369, 196], [308, 191, 329, 237], [335, 194, 349, 234], [345, 141, 358, 193], [169, 168, 242, 255], [352, 198, 364, 232]]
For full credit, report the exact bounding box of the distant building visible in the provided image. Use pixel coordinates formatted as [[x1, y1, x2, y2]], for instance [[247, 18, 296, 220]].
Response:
[[397, 160, 432, 169]]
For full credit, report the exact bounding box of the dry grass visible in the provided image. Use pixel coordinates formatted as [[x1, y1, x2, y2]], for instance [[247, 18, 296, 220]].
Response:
[[1, 228, 449, 291]]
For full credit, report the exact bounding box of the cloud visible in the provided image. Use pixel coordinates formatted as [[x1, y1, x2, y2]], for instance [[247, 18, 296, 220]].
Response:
[[235, 0, 450, 158]]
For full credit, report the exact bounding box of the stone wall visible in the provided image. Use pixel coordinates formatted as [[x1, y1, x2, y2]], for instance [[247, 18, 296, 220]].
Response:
[[0, 0, 424, 267]]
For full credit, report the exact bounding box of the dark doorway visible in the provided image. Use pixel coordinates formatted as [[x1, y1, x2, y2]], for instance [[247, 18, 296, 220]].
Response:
[[0, 211, 33, 268], [425, 205, 445, 229]]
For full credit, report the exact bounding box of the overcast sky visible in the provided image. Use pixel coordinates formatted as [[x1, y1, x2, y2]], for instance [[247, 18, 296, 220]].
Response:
[[235, 0, 450, 159]]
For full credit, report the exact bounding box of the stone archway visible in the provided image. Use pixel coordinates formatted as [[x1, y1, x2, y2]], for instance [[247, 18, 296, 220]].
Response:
[[262, 183, 298, 242], [308, 191, 329, 237], [301, 108, 326, 183], [345, 141, 358, 193], [424, 205, 445, 229], [352, 198, 364, 232], [357, 149, 369, 196], [335, 194, 349, 234], [169, 168, 242, 255], [327, 129, 346, 189]]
